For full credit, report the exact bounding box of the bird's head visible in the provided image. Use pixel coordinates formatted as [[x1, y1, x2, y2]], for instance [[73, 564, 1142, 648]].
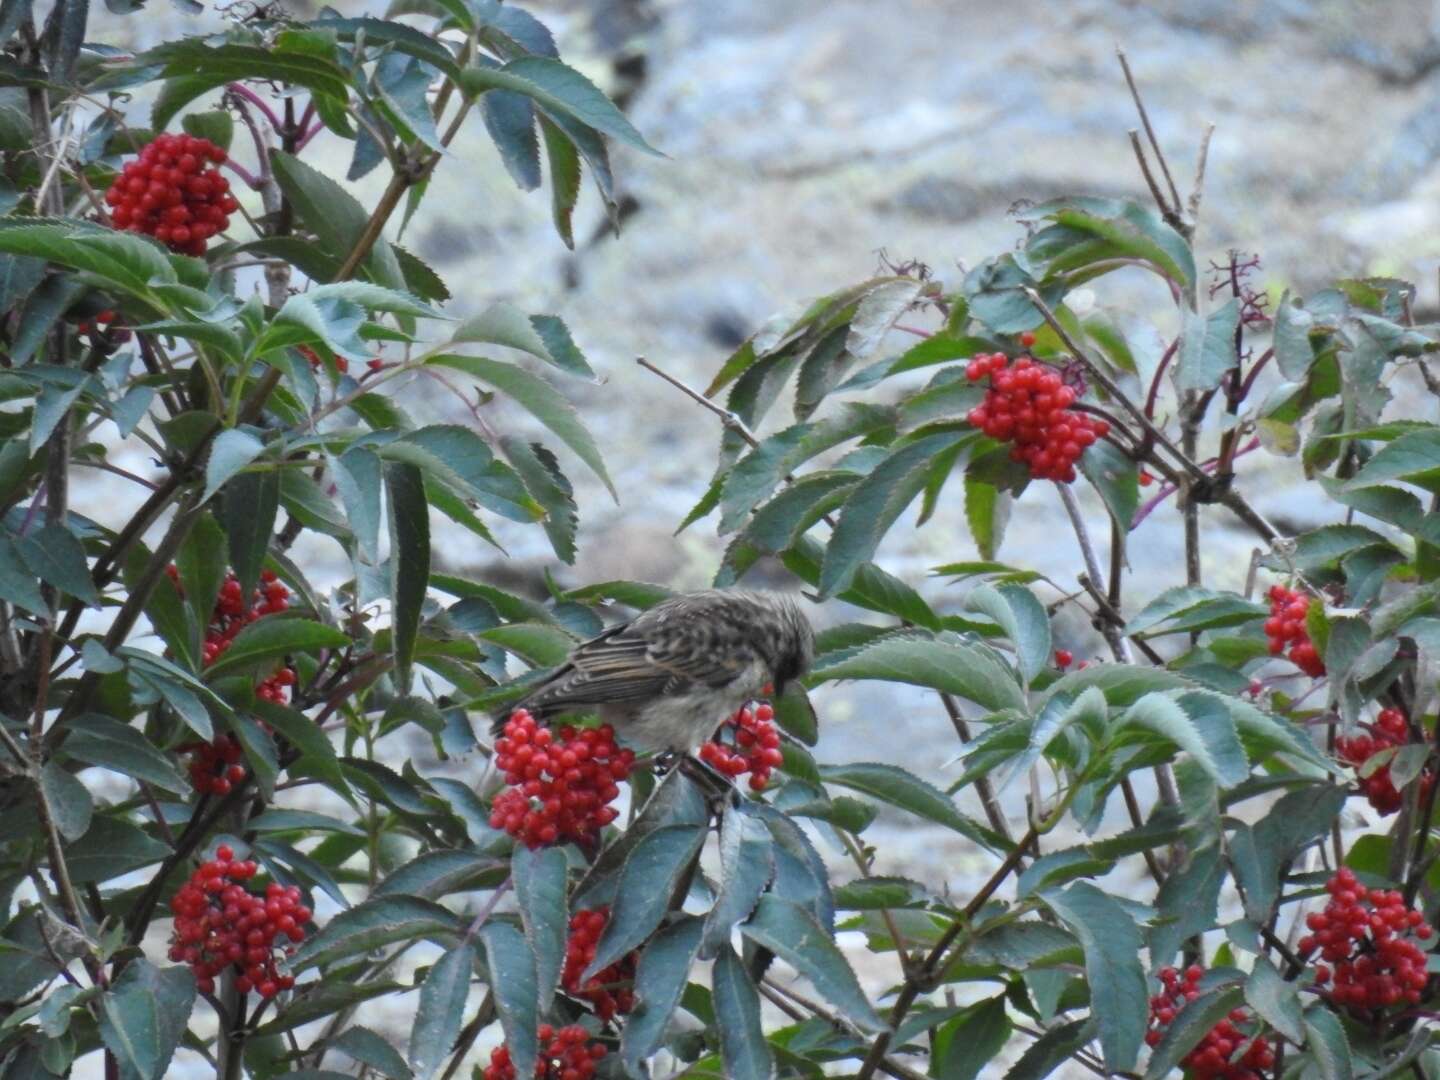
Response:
[[764, 593, 815, 697]]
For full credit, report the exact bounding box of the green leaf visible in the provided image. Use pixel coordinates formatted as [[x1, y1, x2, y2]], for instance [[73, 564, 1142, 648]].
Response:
[[181, 109, 233, 152], [386, 463, 429, 695], [711, 945, 774, 1080], [1143, 985, 1244, 1080], [1125, 587, 1266, 637], [16, 523, 99, 608], [247, 809, 364, 836], [269, 152, 400, 286], [480, 622, 574, 666], [147, 42, 349, 131], [219, 470, 279, 602], [252, 701, 352, 803], [428, 354, 614, 498], [701, 803, 775, 958], [503, 439, 577, 564], [1176, 298, 1240, 392], [537, 113, 581, 247], [931, 996, 1010, 1080], [1244, 956, 1303, 1043], [480, 921, 539, 1080], [331, 446, 383, 564], [451, 303, 592, 378], [1147, 842, 1223, 968], [512, 844, 567, 1019], [1302, 1006, 1353, 1080], [964, 583, 1051, 683], [0, 534, 47, 615], [333, 1027, 411, 1080], [459, 56, 660, 156], [819, 430, 966, 597], [289, 896, 461, 970], [810, 634, 1025, 713], [1040, 882, 1147, 1072], [622, 917, 704, 1077], [62, 714, 191, 796], [820, 762, 990, 846], [773, 680, 818, 746], [97, 960, 195, 1080], [741, 895, 886, 1033], [1344, 426, 1440, 492], [39, 761, 92, 842], [1116, 692, 1248, 787], [1078, 437, 1138, 532], [585, 824, 705, 980], [1005, 1019, 1094, 1080], [1273, 293, 1316, 380], [65, 814, 169, 883], [204, 618, 349, 680], [963, 472, 1009, 559], [407, 943, 473, 1080], [374, 850, 502, 900]]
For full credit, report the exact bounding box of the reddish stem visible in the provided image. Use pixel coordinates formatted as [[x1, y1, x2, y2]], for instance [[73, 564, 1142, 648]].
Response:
[[1130, 437, 1261, 528], [895, 324, 933, 339], [293, 120, 325, 154], [222, 158, 263, 191], [1144, 338, 1180, 420], [225, 83, 281, 131]]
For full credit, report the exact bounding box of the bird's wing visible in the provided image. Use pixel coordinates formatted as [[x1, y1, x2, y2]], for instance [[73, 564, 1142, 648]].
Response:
[[514, 603, 760, 717]]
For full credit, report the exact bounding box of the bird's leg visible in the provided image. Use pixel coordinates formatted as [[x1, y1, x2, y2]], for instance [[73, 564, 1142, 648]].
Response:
[[677, 754, 742, 813]]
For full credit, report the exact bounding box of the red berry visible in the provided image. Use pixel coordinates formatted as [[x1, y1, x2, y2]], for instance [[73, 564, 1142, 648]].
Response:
[[1054, 649, 1073, 669]]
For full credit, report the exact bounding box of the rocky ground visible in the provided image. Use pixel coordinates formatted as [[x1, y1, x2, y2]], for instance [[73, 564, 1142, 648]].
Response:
[[70, 0, 1440, 1075]]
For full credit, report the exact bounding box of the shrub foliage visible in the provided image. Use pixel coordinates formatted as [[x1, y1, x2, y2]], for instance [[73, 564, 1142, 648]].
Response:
[[0, 4, 1437, 1079]]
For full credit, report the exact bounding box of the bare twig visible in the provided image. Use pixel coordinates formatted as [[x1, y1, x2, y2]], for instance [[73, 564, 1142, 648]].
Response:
[[636, 355, 760, 448], [1117, 47, 1182, 221], [1187, 122, 1216, 224], [939, 693, 1012, 842]]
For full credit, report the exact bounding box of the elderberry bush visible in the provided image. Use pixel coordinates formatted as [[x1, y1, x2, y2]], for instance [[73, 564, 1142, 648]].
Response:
[[2, 4, 1439, 1080]]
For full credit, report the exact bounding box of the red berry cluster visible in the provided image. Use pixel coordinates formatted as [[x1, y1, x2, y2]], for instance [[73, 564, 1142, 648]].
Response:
[[182, 734, 248, 797], [562, 907, 636, 1020], [964, 352, 1109, 483], [168, 844, 310, 996], [173, 566, 294, 794], [697, 701, 784, 791], [1298, 868, 1433, 1009], [484, 1025, 608, 1080], [1336, 708, 1437, 815], [1263, 585, 1324, 676], [104, 133, 238, 255], [489, 710, 635, 848], [1145, 965, 1276, 1078], [195, 568, 295, 698]]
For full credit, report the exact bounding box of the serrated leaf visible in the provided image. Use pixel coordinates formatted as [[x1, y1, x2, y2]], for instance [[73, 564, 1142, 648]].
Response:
[[711, 945, 774, 1080], [700, 804, 774, 958], [97, 960, 195, 1080], [16, 523, 99, 608], [64, 814, 169, 883], [1302, 1006, 1353, 1080], [1117, 692, 1248, 787], [219, 470, 279, 601], [1041, 882, 1147, 1072], [428, 354, 614, 498], [62, 714, 191, 796], [289, 896, 461, 970], [622, 917, 704, 1076], [810, 634, 1025, 712], [334, 1027, 411, 1080], [204, 618, 349, 679], [819, 430, 966, 597], [964, 472, 1009, 559], [407, 943, 473, 1080], [39, 761, 92, 842], [819, 762, 990, 846], [480, 921, 539, 1080], [1078, 437, 1138, 532], [584, 824, 705, 980], [1244, 956, 1303, 1043], [740, 895, 886, 1033], [512, 844, 567, 1018], [1344, 427, 1440, 492], [1176, 298, 1241, 392], [386, 463, 429, 694], [458, 56, 660, 155], [1143, 985, 1244, 1079], [964, 583, 1051, 683], [932, 996, 1010, 1080]]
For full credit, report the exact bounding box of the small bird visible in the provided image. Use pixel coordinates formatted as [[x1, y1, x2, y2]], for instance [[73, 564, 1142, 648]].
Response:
[[495, 589, 815, 753]]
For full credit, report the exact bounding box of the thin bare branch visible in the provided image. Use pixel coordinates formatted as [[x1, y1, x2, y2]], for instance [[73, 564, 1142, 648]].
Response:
[[1117, 46, 1182, 216]]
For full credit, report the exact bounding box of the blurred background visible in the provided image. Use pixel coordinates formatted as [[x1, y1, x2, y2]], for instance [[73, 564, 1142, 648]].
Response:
[[72, 2, 1440, 1071]]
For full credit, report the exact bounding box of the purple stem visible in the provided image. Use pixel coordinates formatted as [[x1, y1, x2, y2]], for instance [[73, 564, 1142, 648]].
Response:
[[1130, 436, 1261, 529], [225, 83, 281, 132], [293, 120, 325, 155], [222, 158, 263, 191], [895, 324, 933, 339], [298, 99, 316, 134], [1144, 338, 1180, 420]]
